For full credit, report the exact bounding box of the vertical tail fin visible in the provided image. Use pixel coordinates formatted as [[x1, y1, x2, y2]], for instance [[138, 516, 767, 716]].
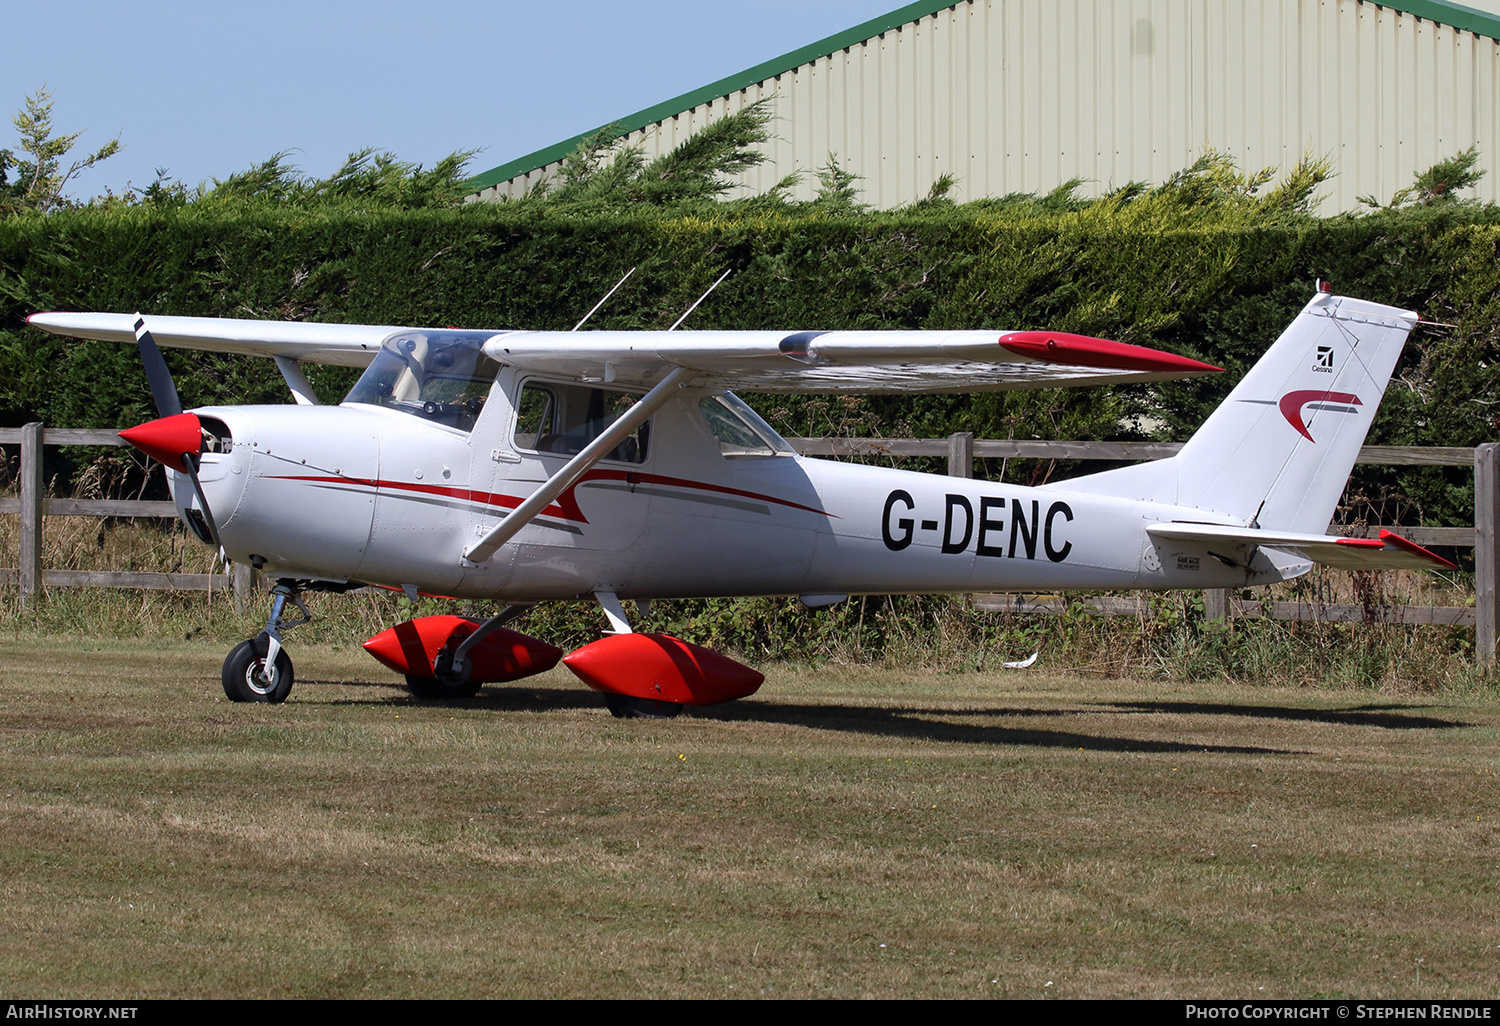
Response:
[[1062, 292, 1418, 533]]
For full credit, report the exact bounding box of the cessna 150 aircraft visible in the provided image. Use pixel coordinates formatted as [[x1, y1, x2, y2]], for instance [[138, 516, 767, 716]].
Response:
[[26, 286, 1452, 716]]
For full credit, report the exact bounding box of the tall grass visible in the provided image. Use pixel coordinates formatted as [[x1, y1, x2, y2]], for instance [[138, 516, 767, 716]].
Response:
[[3, 511, 1488, 697]]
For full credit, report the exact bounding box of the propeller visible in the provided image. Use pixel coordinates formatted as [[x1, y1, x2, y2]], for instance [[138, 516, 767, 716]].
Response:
[[116, 314, 224, 552]]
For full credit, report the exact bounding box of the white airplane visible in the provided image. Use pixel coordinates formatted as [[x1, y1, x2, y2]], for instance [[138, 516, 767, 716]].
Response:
[[27, 286, 1453, 717]]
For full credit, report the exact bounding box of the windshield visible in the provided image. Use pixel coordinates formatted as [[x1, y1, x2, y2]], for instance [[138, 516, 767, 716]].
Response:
[[699, 394, 795, 457], [344, 330, 502, 432]]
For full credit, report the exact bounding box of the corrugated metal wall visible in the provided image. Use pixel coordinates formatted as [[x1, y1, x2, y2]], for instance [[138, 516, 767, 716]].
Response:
[[477, 0, 1500, 212]]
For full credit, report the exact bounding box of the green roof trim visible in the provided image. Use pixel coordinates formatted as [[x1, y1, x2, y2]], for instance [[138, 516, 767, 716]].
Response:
[[464, 0, 1500, 194], [463, 0, 959, 192], [1399, 0, 1500, 40]]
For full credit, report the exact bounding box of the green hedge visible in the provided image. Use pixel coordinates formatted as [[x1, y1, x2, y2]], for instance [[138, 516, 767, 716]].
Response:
[[3, 201, 1497, 525]]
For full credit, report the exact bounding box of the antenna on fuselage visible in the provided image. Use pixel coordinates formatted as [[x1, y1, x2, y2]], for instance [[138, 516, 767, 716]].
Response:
[[571, 266, 637, 331], [668, 268, 732, 331]]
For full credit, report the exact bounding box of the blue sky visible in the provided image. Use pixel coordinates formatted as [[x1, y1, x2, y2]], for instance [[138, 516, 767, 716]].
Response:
[[3, 0, 900, 200]]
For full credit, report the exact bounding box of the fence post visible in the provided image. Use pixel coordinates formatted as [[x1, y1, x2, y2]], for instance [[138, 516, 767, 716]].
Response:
[[18, 422, 44, 608], [231, 561, 259, 615], [947, 431, 974, 478], [1476, 444, 1499, 670], [1204, 589, 1229, 621]]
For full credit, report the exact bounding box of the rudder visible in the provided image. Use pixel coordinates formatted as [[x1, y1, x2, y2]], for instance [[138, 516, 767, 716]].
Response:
[[1061, 291, 1418, 533]]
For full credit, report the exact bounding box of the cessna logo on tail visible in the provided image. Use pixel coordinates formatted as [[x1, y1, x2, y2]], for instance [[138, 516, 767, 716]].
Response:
[[1314, 346, 1334, 372], [1279, 390, 1362, 441]]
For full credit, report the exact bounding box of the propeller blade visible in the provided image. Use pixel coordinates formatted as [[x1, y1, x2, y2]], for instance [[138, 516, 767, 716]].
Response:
[[117, 412, 223, 552], [182, 458, 225, 553], [123, 315, 219, 554], [133, 313, 182, 418]]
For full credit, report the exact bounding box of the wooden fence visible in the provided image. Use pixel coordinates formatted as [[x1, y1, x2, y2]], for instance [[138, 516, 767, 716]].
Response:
[[786, 433, 1497, 663], [0, 424, 256, 611], [4, 423, 1497, 664]]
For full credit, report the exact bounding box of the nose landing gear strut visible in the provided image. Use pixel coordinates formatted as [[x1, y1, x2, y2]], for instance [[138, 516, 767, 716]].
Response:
[[221, 579, 311, 703]]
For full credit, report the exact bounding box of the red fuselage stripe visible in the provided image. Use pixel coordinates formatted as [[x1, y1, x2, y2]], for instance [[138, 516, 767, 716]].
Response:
[[266, 469, 833, 524]]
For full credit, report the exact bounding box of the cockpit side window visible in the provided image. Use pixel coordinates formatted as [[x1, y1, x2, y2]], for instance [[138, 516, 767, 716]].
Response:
[[344, 330, 501, 433], [513, 381, 649, 464]]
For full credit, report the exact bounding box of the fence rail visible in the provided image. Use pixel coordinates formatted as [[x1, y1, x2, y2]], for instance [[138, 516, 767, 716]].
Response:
[[5, 424, 1496, 664], [0, 424, 253, 609]]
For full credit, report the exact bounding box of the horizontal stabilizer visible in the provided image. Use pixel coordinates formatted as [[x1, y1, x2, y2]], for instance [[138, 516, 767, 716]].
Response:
[[1147, 523, 1457, 571]]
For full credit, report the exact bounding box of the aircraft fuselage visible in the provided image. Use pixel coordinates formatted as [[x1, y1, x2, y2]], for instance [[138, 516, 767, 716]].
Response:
[[177, 369, 1296, 602]]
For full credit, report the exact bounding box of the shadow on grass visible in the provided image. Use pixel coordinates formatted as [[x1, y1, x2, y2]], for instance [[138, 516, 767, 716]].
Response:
[[306, 682, 1296, 754], [1097, 700, 1469, 731], [300, 680, 607, 714], [690, 699, 1300, 755], [293, 680, 1467, 754]]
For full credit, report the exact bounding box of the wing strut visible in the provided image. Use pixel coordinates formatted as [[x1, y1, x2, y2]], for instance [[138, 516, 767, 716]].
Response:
[[274, 357, 320, 406], [462, 365, 697, 565]]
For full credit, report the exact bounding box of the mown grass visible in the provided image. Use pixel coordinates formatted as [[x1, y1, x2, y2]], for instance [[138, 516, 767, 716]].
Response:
[[0, 637, 1496, 999]]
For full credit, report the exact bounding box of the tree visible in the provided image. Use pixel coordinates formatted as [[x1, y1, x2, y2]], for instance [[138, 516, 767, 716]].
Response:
[[538, 100, 775, 209], [810, 154, 867, 213], [3, 86, 121, 215], [1359, 146, 1486, 209], [199, 147, 478, 209]]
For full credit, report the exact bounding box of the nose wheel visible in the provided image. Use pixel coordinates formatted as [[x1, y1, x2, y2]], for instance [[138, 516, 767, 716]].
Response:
[[221, 579, 309, 704], [222, 634, 294, 703]]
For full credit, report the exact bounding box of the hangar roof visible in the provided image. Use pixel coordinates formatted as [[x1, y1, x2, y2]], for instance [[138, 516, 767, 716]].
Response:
[[464, 0, 1500, 196]]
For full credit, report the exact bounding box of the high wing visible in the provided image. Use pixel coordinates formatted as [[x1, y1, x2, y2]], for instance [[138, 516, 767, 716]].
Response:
[[26, 313, 402, 368], [1147, 523, 1458, 572], [27, 313, 1220, 393], [489, 329, 1219, 392]]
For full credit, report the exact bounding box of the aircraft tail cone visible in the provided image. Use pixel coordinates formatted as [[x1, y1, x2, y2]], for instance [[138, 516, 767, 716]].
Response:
[[364, 616, 562, 683], [119, 412, 202, 469], [563, 633, 764, 706]]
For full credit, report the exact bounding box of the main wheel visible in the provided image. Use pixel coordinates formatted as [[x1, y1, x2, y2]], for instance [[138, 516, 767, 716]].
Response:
[[222, 635, 294, 703], [404, 675, 482, 700], [603, 694, 685, 719]]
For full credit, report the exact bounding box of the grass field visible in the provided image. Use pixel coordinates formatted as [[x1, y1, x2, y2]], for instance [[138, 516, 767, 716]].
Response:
[[0, 636, 1496, 999]]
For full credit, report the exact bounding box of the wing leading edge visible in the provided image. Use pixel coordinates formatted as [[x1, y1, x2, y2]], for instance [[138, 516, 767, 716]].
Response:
[[28, 313, 1220, 393], [26, 312, 408, 369], [488, 328, 1219, 393]]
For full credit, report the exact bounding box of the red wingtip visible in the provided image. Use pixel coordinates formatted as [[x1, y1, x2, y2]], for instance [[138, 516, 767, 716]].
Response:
[[999, 331, 1221, 375], [119, 412, 201, 468]]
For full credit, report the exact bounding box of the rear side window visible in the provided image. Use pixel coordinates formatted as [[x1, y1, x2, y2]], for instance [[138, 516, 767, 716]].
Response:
[[514, 382, 648, 464]]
